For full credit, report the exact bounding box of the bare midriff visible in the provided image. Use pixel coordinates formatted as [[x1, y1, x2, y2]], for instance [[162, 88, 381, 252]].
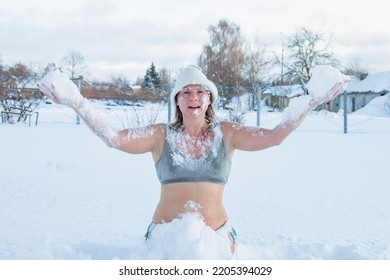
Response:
[[152, 182, 228, 230]]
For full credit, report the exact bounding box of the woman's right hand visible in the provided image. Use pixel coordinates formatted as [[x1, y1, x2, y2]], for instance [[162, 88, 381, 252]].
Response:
[[37, 70, 84, 109]]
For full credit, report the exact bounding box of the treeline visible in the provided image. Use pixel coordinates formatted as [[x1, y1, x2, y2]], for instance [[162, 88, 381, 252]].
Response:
[[1, 19, 368, 124]]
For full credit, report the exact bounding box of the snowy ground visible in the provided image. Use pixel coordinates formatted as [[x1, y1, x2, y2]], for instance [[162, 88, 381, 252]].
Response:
[[1, 99, 389, 260]]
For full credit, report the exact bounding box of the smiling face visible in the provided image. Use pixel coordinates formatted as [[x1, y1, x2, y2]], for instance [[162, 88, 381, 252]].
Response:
[[176, 85, 211, 118]]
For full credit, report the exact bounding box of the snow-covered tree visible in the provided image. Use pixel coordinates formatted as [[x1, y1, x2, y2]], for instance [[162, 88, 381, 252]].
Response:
[[142, 62, 160, 89]]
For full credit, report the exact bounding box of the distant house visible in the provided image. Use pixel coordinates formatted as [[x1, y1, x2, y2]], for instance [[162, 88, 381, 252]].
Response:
[[339, 71, 390, 113], [70, 76, 137, 102], [262, 84, 305, 111]]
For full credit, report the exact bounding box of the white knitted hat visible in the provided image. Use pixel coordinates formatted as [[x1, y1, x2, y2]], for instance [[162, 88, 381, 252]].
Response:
[[170, 65, 218, 106]]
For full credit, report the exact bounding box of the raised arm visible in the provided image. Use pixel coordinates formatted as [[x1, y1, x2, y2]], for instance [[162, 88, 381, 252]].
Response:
[[37, 70, 163, 156], [224, 78, 350, 153]]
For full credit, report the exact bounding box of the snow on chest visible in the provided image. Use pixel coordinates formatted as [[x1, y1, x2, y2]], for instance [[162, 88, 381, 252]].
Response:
[[167, 126, 223, 169]]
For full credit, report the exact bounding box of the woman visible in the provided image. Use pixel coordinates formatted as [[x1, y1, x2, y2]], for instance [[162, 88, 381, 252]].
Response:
[[38, 65, 348, 255]]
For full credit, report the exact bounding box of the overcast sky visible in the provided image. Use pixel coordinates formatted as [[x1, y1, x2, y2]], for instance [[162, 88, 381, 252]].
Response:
[[1, 0, 389, 82]]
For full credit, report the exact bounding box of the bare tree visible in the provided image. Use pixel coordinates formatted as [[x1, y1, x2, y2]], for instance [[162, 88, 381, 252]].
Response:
[[343, 56, 368, 80], [245, 48, 265, 90], [198, 19, 246, 102], [158, 67, 173, 102], [275, 27, 339, 86], [62, 49, 87, 79], [120, 103, 161, 129], [134, 76, 144, 86], [110, 73, 131, 90], [244, 43, 275, 107]]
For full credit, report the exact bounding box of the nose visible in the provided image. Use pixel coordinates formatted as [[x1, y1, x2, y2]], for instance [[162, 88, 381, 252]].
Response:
[[189, 91, 198, 101]]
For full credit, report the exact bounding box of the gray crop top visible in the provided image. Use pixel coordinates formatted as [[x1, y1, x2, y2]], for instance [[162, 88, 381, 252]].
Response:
[[155, 124, 232, 185]]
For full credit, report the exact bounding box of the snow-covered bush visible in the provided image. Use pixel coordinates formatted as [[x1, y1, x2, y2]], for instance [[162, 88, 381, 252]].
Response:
[[120, 103, 161, 128]]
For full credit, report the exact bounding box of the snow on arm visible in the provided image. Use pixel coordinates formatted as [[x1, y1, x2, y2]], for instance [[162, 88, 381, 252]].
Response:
[[244, 65, 351, 148], [76, 99, 118, 147], [38, 70, 118, 147], [113, 125, 162, 155], [281, 95, 313, 123]]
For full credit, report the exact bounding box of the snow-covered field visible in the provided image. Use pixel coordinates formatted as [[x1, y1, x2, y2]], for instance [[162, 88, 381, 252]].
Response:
[[1, 97, 389, 260]]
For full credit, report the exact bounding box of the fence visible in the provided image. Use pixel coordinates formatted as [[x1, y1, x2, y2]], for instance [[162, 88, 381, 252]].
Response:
[[1, 110, 39, 126]]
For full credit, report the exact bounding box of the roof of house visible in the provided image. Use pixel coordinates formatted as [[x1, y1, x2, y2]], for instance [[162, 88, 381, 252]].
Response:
[[346, 70, 390, 93]]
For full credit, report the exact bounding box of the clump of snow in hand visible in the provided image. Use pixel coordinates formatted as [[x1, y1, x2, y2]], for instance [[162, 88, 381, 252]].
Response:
[[282, 65, 349, 123], [39, 70, 82, 108], [133, 213, 233, 259], [306, 65, 349, 102]]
